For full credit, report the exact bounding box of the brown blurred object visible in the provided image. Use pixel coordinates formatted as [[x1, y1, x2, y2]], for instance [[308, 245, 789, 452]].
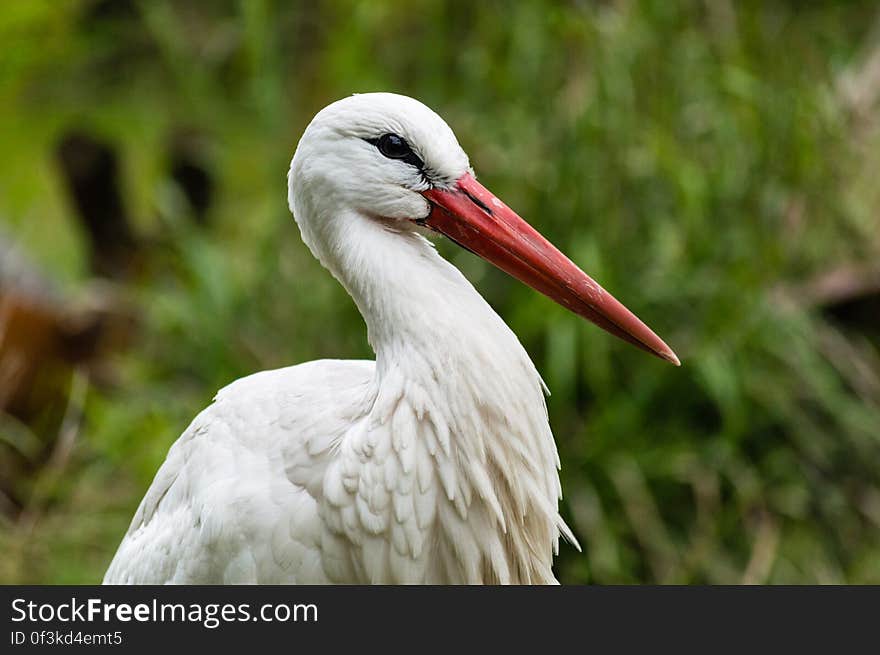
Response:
[[55, 132, 141, 279], [806, 264, 880, 335], [776, 263, 880, 337], [1, 126, 214, 519], [169, 128, 215, 225], [0, 236, 136, 518], [56, 128, 215, 278]]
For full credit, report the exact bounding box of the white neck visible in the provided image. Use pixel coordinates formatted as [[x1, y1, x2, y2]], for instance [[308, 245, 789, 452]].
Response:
[[312, 211, 571, 583]]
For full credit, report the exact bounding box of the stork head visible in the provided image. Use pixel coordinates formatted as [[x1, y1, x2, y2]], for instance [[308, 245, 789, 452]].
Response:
[[289, 92, 679, 365]]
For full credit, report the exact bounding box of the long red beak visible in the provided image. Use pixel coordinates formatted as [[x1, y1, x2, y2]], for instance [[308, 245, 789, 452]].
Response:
[[421, 173, 680, 365]]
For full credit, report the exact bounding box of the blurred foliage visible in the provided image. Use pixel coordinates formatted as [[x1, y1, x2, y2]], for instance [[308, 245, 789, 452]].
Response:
[[1, 0, 879, 584]]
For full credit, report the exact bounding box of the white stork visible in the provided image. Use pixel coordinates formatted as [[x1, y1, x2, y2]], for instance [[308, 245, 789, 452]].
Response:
[[104, 93, 678, 585]]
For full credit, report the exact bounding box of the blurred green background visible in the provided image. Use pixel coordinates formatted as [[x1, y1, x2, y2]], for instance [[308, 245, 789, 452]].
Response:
[[1, 0, 879, 584]]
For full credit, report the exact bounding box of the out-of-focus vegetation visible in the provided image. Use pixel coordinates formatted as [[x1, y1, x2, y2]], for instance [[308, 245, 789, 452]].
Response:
[[1, 0, 879, 584]]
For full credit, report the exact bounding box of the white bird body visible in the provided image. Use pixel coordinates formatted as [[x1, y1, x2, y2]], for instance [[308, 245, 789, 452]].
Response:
[[104, 93, 677, 585]]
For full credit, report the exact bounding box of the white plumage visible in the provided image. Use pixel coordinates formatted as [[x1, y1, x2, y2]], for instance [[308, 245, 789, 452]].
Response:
[[104, 93, 676, 585]]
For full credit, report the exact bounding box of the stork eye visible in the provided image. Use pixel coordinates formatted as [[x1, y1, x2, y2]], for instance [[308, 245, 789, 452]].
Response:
[[368, 133, 424, 169], [377, 134, 409, 158]]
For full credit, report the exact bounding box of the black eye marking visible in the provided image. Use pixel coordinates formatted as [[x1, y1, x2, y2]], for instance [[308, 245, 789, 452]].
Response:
[[365, 133, 425, 170]]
